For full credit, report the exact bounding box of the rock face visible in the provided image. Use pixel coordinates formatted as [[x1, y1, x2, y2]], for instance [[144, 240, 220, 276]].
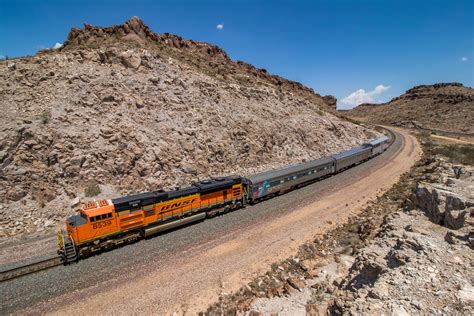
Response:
[[60, 16, 330, 105], [331, 207, 473, 315], [329, 160, 474, 315], [65, 16, 152, 46], [0, 17, 378, 239], [345, 83, 474, 133], [407, 182, 472, 230]]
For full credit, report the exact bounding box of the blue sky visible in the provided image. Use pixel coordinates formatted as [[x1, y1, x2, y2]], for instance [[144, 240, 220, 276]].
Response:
[[1, 0, 472, 108]]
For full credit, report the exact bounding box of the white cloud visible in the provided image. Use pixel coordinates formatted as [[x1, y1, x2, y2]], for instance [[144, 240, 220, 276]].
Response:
[[341, 84, 391, 107], [216, 23, 224, 30], [52, 42, 63, 49], [461, 56, 468, 62]]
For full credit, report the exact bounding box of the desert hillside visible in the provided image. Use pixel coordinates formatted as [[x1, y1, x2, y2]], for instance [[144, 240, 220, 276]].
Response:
[[345, 83, 474, 133], [0, 17, 378, 239]]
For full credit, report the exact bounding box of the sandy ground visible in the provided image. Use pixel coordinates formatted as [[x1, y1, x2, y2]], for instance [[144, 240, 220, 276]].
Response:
[[30, 127, 420, 315]]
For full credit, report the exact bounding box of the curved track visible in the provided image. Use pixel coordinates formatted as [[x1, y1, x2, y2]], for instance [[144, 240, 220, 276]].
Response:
[[0, 127, 394, 283], [0, 127, 420, 315]]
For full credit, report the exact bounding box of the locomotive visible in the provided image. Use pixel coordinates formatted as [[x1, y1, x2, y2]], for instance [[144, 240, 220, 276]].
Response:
[[57, 136, 389, 262]]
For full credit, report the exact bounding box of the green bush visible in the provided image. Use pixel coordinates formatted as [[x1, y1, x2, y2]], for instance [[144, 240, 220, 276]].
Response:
[[85, 182, 101, 197], [430, 144, 474, 165], [40, 111, 51, 124], [425, 143, 474, 166], [419, 130, 431, 138]]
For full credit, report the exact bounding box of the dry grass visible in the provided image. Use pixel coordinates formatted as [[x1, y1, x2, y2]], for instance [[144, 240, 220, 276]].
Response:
[[420, 132, 474, 165]]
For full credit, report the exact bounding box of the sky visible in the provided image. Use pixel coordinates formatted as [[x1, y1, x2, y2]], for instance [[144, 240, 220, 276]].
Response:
[[0, 0, 472, 109]]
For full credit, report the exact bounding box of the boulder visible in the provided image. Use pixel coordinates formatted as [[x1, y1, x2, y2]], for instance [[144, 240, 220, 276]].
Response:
[[44, 219, 55, 228], [444, 194, 468, 229], [444, 231, 466, 245], [70, 197, 81, 208], [408, 183, 470, 229], [287, 277, 305, 291], [445, 209, 467, 230], [322, 95, 337, 110], [445, 194, 466, 211], [102, 94, 115, 102], [121, 52, 141, 69], [181, 162, 197, 175], [135, 99, 145, 109], [305, 303, 328, 316], [6, 187, 27, 201], [458, 284, 474, 305], [408, 184, 445, 224]]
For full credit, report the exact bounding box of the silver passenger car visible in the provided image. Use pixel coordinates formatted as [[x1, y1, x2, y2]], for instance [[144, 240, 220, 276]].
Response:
[[332, 145, 372, 172], [366, 136, 389, 155], [247, 156, 335, 202]]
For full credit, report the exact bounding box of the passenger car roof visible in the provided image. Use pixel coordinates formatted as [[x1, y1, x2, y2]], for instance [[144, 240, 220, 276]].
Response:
[[247, 156, 334, 184], [332, 145, 370, 160], [366, 136, 389, 146]]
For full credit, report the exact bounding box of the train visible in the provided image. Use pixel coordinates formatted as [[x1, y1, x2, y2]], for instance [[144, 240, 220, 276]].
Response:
[[57, 135, 390, 262]]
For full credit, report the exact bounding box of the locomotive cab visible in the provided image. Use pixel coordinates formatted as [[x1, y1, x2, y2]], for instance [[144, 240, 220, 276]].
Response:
[[65, 211, 88, 238], [66, 199, 118, 246]]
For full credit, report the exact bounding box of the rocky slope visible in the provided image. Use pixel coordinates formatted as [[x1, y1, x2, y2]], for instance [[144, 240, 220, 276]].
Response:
[[0, 17, 376, 240], [345, 83, 474, 133], [329, 173, 473, 315], [206, 140, 473, 315]]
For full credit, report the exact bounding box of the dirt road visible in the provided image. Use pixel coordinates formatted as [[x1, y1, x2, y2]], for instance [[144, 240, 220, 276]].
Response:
[[2, 127, 420, 315], [430, 134, 474, 145]]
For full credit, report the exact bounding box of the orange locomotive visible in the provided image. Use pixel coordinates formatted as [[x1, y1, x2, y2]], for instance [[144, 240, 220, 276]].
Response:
[[58, 176, 245, 262], [58, 136, 391, 262]]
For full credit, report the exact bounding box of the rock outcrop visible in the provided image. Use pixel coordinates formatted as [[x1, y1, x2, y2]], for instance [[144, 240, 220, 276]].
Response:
[[205, 148, 474, 315], [322, 95, 337, 110], [329, 160, 473, 315], [344, 83, 474, 133], [0, 17, 378, 240], [59, 17, 331, 108], [407, 181, 473, 230]]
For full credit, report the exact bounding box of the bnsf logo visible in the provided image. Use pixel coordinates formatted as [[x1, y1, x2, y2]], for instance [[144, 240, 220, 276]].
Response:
[[160, 198, 196, 212]]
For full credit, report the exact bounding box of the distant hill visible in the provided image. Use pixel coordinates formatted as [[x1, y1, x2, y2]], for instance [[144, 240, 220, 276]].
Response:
[[345, 83, 474, 134]]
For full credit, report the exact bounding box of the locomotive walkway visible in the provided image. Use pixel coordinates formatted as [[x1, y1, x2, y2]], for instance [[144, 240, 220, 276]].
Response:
[[0, 127, 420, 315]]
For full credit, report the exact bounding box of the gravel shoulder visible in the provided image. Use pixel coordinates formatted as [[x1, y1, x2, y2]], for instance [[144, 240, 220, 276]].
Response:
[[0, 127, 419, 314]]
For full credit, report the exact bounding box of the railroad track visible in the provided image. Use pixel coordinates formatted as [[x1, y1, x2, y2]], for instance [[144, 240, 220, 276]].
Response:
[[374, 125, 395, 147], [0, 255, 62, 282], [0, 127, 397, 284]]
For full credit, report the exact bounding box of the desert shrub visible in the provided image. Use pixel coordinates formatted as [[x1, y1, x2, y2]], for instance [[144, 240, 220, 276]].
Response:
[[40, 110, 51, 124], [85, 182, 101, 197], [419, 130, 431, 138], [432, 144, 474, 165]]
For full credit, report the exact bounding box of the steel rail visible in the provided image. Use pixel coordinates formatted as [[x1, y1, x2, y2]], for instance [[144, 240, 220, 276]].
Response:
[[0, 127, 397, 283], [0, 255, 62, 282]]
